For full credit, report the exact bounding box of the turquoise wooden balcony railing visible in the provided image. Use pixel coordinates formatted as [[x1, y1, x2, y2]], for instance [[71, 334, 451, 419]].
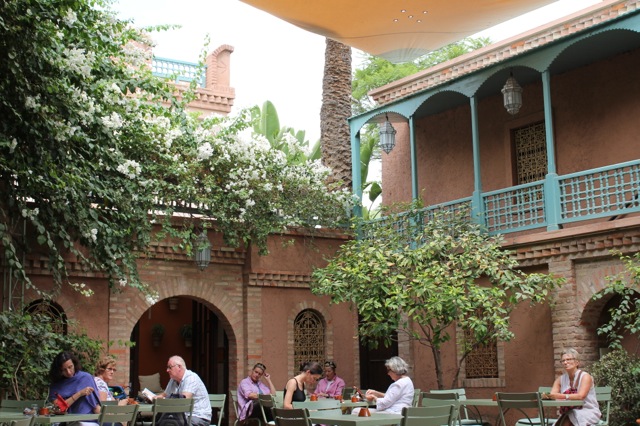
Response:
[[363, 159, 640, 239], [152, 57, 206, 87]]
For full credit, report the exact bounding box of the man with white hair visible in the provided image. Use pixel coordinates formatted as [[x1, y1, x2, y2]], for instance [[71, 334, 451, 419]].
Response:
[[158, 355, 211, 426]]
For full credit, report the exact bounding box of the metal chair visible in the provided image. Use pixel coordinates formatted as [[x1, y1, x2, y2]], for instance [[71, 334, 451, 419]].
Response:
[[272, 408, 312, 426], [401, 405, 457, 426], [258, 393, 276, 425], [292, 399, 340, 413], [412, 388, 422, 407], [151, 397, 194, 426], [0, 400, 45, 412], [341, 387, 354, 401], [496, 392, 545, 426], [9, 417, 36, 426], [595, 386, 612, 426], [274, 391, 284, 408], [209, 394, 226, 426], [422, 393, 461, 426], [430, 388, 489, 426], [229, 390, 240, 426], [98, 403, 140, 426]]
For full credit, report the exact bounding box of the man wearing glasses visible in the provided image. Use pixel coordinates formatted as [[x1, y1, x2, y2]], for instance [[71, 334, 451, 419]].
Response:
[[238, 362, 276, 426], [157, 355, 212, 426]]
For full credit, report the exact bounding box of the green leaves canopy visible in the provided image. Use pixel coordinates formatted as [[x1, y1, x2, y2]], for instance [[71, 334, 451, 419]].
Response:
[[0, 0, 352, 296], [311, 205, 562, 389]]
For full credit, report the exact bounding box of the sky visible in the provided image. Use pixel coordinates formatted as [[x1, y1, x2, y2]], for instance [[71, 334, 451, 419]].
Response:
[[113, 0, 603, 143]]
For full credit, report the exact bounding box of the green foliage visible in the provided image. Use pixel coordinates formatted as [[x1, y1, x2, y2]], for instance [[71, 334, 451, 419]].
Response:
[[0, 0, 352, 297], [591, 349, 640, 426], [0, 310, 104, 400], [311, 203, 562, 389], [592, 251, 640, 351]]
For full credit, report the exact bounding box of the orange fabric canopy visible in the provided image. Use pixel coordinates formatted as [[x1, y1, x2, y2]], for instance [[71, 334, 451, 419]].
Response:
[[240, 0, 557, 63]]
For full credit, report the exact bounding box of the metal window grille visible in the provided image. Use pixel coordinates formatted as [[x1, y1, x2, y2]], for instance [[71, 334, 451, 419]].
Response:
[[464, 329, 498, 379], [293, 309, 325, 374], [515, 121, 547, 185], [25, 299, 68, 334]]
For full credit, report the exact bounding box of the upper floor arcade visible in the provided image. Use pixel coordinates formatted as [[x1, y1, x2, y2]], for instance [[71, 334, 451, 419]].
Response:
[[351, 0, 640, 237]]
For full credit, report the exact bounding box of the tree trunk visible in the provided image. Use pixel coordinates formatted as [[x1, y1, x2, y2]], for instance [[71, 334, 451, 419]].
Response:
[[320, 38, 352, 190]]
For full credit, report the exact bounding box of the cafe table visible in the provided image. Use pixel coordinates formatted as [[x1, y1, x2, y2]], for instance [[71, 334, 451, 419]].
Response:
[[308, 411, 402, 426], [463, 398, 584, 425]]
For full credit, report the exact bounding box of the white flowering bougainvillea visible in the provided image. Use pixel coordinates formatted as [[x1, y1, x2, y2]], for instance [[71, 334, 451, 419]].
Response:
[[0, 0, 353, 296]]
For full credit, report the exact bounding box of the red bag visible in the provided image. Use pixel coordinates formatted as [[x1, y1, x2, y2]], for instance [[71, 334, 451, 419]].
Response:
[[54, 393, 69, 413], [559, 371, 583, 415]]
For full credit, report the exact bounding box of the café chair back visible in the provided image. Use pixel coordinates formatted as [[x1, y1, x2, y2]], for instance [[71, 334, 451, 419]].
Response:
[[430, 388, 489, 426], [532, 386, 556, 426], [341, 388, 354, 400], [151, 397, 194, 426], [272, 408, 312, 426], [0, 400, 45, 412], [209, 394, 226, 426], [229, 390, 240, 426], [595, 386, 612, 426], [293, 399, 340, 414], [258, 393, 276, 425], [412, 389, 422, 407], [99, 402, 140, 426], [10, 417, 36, 426], [275, 391, 284, 408], [401, 405, 457, 426], [496, 392, 545, 426]]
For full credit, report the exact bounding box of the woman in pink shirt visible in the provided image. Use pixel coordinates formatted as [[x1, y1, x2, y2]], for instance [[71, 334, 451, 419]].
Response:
[[314, 361, 345, 399]]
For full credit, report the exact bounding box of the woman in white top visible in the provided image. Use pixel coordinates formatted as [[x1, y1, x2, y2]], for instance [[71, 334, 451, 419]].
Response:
[[356, 356, 414, 415], [94, 356, 128, 406], [549, 348, 601, 426]]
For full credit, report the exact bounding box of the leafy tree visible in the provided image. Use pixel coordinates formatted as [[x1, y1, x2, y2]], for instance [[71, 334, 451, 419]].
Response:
[[591, 349, 640, 426], [0, 0, 351, 298], [592, 250, 640, 352], [0, 310, 104, 400], [250, 100, 320, 165], [311, 204, 562, 389]]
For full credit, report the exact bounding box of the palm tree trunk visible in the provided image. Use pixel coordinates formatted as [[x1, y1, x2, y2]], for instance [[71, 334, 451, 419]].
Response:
[[320, 38, 352, 190]]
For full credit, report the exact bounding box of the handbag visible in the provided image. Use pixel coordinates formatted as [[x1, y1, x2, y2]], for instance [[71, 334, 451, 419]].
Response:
[[559, 371, 583, 415]]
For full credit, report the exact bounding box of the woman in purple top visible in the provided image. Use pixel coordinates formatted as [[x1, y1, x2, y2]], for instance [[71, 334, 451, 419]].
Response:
[[314, 361, 345, 398], [238, 363, 276, 422], [49, 351, 101, 424]]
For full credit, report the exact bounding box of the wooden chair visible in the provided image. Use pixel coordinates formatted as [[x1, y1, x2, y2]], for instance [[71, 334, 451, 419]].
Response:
[[496, 392, 546, 426], [9, 417, 36, 426], [151, 397, 194, 426], [401, 405, 457, 426], [430, 388, 489, 426], [209, 394, 226, 426], [258, 393, 276, 425], [98, 403, 140, 426], [595, 386, 612, 426], [272, 408, 312, 426]]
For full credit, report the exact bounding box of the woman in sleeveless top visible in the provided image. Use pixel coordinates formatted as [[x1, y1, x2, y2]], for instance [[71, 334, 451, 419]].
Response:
[[283, 361, 323, 409], [550, 348, 601, 426]]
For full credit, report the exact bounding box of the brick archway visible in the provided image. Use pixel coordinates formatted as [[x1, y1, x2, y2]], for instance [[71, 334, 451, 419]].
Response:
[[107, 263, 245, 392]]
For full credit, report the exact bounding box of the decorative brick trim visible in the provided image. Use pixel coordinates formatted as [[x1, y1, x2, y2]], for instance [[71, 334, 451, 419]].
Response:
[[247, 272, 312, 288]]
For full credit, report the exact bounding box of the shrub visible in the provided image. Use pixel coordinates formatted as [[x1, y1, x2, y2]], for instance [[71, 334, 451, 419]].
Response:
[[590, 349, 640, 426]]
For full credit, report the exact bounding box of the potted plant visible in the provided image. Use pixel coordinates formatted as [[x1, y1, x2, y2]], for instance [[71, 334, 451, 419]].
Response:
[[180, 324, 193, 347], [151, 324, 165, 347]]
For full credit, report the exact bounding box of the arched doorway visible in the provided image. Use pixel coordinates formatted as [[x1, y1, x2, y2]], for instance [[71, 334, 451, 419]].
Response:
[[129, 296, 229, 397]]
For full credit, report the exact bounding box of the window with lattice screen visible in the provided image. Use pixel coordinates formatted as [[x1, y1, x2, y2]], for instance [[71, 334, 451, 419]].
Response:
[[464, 329, 499, 379], [293, 309, 325, 374], [514, 121, 547, 184]]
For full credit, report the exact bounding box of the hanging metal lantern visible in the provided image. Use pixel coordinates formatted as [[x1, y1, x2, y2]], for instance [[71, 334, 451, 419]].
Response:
[[194, 230, 211, 271], [502, 72, 523, 115], [379, 114, 397, 154]]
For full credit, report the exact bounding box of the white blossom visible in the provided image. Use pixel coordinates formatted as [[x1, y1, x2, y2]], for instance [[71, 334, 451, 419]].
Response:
[[117, 159, 141, 179], [197, 142, 214, 160], [63, 9, 77, 27], [102, 112, 123, 129]]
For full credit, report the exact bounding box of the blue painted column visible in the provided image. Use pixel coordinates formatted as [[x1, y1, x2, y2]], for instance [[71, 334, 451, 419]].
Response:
[[470, 96, 483, 223], [542, 70, 561, 230], [351, 128, 363, 218], [409, 115, 419, 201]]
